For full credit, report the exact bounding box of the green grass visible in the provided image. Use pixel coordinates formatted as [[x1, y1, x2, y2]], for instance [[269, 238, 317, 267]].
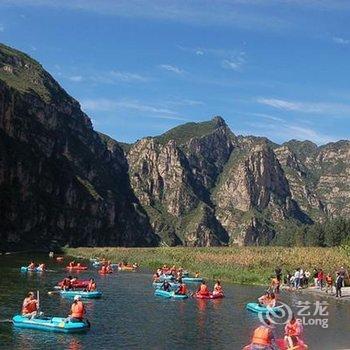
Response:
[[65, 246, 350, 286], [0, 43, 71, 103], [155, 117, 223, 146]]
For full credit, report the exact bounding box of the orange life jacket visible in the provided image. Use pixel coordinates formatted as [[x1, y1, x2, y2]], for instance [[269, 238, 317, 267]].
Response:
[[71, 301, 85, 319], [88, 282, 96, 291], [285, 322, 300, 337], [199, 284, 209, 295], [326, 276, 333, 285], [214, 284, 223, 293], [272, 277, 280, 286], [22, 298, 37, 314], [251, 326, 271, 346], [178, 284, 187, 295]]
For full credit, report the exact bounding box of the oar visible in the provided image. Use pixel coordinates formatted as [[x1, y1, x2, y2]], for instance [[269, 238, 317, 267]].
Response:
[[48, 290, 61, 295], [37, 290, 40, 312]]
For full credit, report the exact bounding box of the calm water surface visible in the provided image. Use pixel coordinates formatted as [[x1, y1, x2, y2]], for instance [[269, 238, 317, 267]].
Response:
[[0, 254, 349, 349]]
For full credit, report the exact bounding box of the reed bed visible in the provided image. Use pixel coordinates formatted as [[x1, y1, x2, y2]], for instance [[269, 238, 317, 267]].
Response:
[[65, 246, 350, 286]]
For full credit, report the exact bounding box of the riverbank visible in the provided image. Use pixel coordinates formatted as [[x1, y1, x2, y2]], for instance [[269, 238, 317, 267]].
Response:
[[65, 246, 350, 286]]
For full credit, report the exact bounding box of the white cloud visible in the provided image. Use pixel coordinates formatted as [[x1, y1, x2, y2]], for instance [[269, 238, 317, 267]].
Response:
[[65, 70, 149, 84], [109, 70, 149, 82], [1, 0, 289, 32], [69, 75, 83, 82], [244, 120, 336, 145], [333, 36, 349, 45], [257, 97, 350, 115], [159, 64, 184, 74], [81, 98, 188, 121]]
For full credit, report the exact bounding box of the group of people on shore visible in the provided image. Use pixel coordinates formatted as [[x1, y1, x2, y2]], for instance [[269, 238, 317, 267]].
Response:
[[275, 266, 348, 298]]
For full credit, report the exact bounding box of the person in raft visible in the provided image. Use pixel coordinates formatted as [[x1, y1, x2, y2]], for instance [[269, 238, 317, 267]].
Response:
[[67, 295, 86, 322], [197, 281, 210, 296], [22, 292, 39, 318], [106, 261, 113, 273], [68, 261, 75, 268], [38, 263, 46, 271], [28, 261, 35, 270], [161, 281, 171, 292], [86, 278, 96, 292], [61, 276, 72, 291], [284, 314, 303, 349], [100, 264, 108, 274], [270, 275, 280, 294], [213, 280, 224, 296], [258, 292, 276, 308], [175, 279, 187, 295], [249, 319, 276, 350]]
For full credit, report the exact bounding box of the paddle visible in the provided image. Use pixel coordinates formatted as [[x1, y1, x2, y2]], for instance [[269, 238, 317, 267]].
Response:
[[48, 290, 61, 295], [37, 290, 40, 313]]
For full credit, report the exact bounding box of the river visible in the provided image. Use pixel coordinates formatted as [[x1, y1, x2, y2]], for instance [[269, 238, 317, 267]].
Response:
[[0, 253, 349, 349]]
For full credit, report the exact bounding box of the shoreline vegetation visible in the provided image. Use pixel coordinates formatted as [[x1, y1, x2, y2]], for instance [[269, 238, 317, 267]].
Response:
[[65, 246, 350, 286]]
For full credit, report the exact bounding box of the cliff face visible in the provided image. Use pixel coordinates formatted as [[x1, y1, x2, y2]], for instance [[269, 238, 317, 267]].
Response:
[[0, 44, 158, 250], [127, 124, 350, 246], [1, 44, 349, 249]]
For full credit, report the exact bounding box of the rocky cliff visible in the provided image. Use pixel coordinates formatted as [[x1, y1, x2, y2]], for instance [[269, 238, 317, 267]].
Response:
[[127, 122, 350, 246], [0, 44, 158, 251], [1, 44, 349, 249]]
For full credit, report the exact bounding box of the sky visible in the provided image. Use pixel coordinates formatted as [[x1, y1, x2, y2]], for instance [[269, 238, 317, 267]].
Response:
[[0, 0, 350, 145]]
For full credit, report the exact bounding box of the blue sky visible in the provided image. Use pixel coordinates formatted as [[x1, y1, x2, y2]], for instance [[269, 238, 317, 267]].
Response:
[[0, 0, 350, 145]]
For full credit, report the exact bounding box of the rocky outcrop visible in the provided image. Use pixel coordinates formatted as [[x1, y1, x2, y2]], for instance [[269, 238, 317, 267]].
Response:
[[1, 43, 350, 249], [0, 43, 158, 251]]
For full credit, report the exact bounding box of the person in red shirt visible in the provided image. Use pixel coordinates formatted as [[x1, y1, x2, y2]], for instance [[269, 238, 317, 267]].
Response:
[[175, 279, 187, 295], [197, 281, 210, 296]]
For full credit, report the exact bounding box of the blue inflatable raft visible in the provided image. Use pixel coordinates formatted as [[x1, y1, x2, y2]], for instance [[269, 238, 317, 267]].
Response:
[[60, 290, 102, 299], [154, 290, 188, 299], [181, 277, 203, 283], [20, 267, 44, 273], [12, 315, 89, 333], [153, 282, 180, 289], [246, 302, 282, 314]]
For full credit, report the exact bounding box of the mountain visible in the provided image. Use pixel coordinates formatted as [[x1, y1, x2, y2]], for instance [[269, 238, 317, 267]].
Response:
[[0, 43, 158, 251], [1, 44, 349, 249]]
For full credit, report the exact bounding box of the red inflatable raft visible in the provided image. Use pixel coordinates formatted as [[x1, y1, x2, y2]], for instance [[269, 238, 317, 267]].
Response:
[[243, 338, 308, 350], [57, 279, 89, 288], [194, 292, 224, 299], [66, 265, 88, 271]]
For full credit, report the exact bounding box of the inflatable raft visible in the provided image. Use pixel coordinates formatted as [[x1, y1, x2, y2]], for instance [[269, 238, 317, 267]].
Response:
[[66, 265, 88, 271], [194, 292, 224, 299], [20, 267, 44, 272], [159, 275, 175, 282], [242, 338, 308, 350], [154, 290, 188, 299], [60, 290, 102, 299], [182, 277, 203, 283], [12, 315, 89, 333], [57, 279, 89, 289], [246, 302, 282, 314], [152, 281, 180, 289]]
